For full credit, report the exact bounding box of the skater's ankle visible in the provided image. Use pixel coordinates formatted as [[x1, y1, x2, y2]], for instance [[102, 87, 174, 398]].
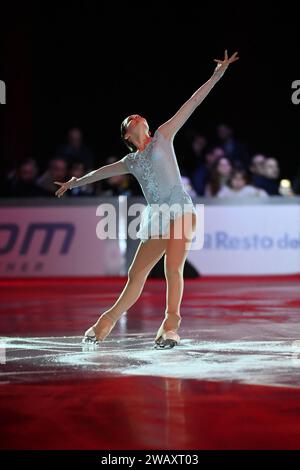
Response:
[[93, 316, 116, 341], [163, 312, 182, 331]]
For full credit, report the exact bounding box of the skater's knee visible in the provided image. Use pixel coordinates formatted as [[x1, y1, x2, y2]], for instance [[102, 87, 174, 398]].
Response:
[[128, 265, 147, 284], [165, 263, 183, 278]]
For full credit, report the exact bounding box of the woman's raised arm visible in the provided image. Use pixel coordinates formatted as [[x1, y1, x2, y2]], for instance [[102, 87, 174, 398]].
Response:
[[158, 50, 239, 140]]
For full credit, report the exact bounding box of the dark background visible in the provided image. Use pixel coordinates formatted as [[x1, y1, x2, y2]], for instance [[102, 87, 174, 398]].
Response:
[[0, 2, 299, 177]]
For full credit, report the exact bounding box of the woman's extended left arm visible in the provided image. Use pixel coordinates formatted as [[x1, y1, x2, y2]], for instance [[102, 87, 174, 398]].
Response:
[[158, 50, 239, 140]]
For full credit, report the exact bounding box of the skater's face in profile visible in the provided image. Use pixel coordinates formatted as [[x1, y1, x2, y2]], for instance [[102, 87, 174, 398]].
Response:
[[122, 115, 150, 145]]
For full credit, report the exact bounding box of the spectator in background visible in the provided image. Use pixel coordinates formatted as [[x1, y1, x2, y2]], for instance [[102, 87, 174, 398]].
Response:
[[5, 158, 48, 197], [36, 156, 67, 195], [212, 146, 226, 160], [204, 156, 233, 197], [191, 133, 207, 162], [262, 158, 280, 195], [215, 123, 249, 169], [97, 156, 132, 196], [56, 127, 95, 170], [0, 164, 15, 197], [292, 164, 300, 195], [68, 159, 95, 196], [250, 157, 280, 195], [192, 146, 226, 195], [217, 169, 268, 198], [250, 153, 267, 183], [185, 130, 208, 168]]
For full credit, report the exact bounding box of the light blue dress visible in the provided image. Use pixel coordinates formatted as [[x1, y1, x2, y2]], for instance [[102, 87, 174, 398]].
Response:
[[121, 128, 197, 242]]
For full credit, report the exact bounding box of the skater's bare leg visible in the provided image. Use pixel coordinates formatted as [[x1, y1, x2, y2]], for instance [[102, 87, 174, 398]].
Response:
[[155, 212, 197, 344], [91, 237, 167, 340]]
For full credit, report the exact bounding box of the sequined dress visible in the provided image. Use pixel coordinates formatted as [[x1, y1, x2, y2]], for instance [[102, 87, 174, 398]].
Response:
[[121, 128, 197, 243]]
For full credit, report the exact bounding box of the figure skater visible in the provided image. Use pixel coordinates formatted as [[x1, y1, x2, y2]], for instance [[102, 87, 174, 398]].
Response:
[[54, 50, 239, 349]]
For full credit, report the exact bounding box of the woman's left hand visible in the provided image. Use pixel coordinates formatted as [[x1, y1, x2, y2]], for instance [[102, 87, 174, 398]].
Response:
[[213, 50, 239, 77]]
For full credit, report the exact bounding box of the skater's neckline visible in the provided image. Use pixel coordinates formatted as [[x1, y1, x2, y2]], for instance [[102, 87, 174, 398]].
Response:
[[135, 129, 158, 155]]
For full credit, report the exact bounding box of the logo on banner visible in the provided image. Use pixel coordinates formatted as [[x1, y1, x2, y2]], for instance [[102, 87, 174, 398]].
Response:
[[0, 222, 75, 255]]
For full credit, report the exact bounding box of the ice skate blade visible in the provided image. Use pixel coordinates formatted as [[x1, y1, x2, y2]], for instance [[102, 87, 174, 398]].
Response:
[[82, 326, 101, 349], [154, 338, 178, 349], [82, 335, 99, 344], [81, 338, 100, 351]]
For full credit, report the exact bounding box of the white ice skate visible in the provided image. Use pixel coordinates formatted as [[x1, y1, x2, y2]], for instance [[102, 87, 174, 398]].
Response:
[[154, 330, 180, 349], [82, 326, 100, 345]]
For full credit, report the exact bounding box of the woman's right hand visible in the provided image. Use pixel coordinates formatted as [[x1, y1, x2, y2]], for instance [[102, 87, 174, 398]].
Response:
[[54, 176, 77, 198]]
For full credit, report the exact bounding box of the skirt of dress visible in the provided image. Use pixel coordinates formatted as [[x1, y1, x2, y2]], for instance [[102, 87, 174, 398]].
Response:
[[136, 184, 197, 243]]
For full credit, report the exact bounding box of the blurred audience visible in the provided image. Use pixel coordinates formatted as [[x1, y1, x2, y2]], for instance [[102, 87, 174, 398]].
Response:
[[184, 130, 208, 171], [217, 169, 268, 198], [192, 146, 226, 195], [292, 164, 300, 195], [250, 156, 280, 195], [204, 156, 233, 197], [0, 123, 293, 199], [5, 158, 49, 197], [250, 153, 266, 177], [36, 156, 67, 195], [56, 127, 95, 170], [215, 123, 249, 169]]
